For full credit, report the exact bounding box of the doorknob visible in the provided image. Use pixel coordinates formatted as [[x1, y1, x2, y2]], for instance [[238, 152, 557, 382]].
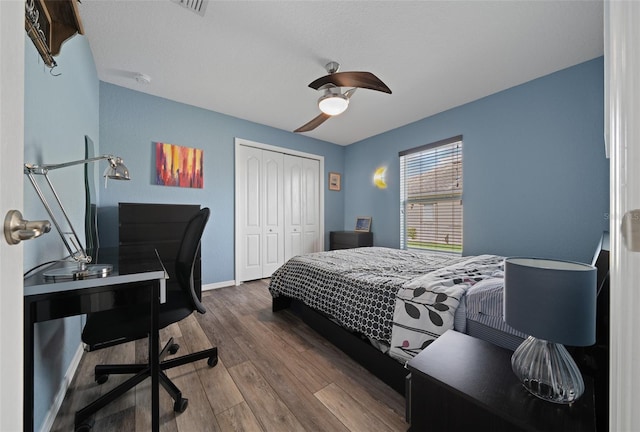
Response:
[[622, 209, 640, 252], [3, 210, 51, 245]]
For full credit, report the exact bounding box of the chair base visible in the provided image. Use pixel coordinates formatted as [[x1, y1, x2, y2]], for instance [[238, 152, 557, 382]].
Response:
[[74, 338, 218, 431]]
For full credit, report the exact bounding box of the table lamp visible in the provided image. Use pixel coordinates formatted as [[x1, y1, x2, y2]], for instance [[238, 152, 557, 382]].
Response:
[[23, 155, 130, 279], [504, 257, 596, 404]]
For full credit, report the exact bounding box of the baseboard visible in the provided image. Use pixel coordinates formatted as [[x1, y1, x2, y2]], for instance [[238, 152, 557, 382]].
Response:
[[40, 343, 84, 432], [202, 280, 235, 291]]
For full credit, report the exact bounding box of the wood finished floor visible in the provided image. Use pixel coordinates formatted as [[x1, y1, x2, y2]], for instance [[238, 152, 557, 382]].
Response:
[[51, 279, 407, 431]]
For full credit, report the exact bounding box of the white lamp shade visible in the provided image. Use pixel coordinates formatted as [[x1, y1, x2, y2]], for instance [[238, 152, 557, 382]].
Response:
[[318, 94, 349, 115]]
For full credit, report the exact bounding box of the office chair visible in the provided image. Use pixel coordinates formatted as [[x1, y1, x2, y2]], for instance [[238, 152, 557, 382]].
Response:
[[75, 207, 217, 431]]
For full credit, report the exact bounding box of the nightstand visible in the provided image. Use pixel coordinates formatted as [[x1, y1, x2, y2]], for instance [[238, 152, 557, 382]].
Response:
[[406, 330, 596, 432], [329, 231, 373, 250]]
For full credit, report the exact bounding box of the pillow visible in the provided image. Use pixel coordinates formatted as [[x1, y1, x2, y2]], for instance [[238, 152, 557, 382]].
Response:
[[465, 277, 505, 317]]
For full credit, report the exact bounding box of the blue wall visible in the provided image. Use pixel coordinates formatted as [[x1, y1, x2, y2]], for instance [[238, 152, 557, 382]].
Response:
[[98, 83, 345, 283], [344, 57, 608, 264], [23, 35, 99, 431]]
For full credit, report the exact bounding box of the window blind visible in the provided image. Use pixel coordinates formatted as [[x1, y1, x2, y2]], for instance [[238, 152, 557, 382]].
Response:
[[400, 136, 463, 254]]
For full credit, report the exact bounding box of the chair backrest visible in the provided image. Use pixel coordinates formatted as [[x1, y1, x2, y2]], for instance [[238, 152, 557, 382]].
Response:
[[175, 207, 210, 314]]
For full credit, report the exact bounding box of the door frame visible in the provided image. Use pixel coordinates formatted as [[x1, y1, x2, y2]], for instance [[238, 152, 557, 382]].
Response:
[[234, 138, 325, 284]]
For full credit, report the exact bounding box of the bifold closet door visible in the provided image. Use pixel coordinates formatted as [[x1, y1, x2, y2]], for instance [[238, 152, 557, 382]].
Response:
[[284, 155, 320, 261], [236, 146, 284, 282], [262, 150, 284, 277]]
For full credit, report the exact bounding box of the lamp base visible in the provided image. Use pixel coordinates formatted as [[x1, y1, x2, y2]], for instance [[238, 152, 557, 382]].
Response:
[[44, 264, 112, 281], [511, 336, 584, 404]]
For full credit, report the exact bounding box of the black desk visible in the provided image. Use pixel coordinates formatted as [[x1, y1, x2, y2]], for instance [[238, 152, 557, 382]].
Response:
[[23, 248, 167, 432]]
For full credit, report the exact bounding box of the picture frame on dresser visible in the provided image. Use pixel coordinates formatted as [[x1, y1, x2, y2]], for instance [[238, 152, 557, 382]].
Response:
[[355, 216, 371, 232]]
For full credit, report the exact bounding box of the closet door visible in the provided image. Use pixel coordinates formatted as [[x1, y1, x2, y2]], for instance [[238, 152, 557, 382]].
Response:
[[236, 140, 323, 283], [262, 150, 284, 277], [285, 155, 320, 260], [284, 155, 303, 261], [236, 145, 263, 281], [236, 146, 284, 281], [302, 158, 320, 254]]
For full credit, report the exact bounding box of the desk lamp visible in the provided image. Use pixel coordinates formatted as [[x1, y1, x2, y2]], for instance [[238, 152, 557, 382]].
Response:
[[23, 155, 130, 279], [504, 257, 596, 404]]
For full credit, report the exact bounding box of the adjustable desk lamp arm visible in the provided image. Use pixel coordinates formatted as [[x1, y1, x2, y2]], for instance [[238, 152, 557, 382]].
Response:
[[20, 155, 130, 275]]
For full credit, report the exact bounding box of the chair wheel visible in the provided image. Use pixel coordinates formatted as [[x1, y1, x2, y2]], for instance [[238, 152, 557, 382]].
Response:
[[207, 356, 218, 367], [75, 418, 94, 432], [174, 397, 188, 413], [95, 375, 108, 385], [168, 343, 180, 355]]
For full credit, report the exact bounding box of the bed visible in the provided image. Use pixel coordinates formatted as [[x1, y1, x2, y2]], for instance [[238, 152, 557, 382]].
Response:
[[269, 236, 610, 399], [268, 247, 522, 391]]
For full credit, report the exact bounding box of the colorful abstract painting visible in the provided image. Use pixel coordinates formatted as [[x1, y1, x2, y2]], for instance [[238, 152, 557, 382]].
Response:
[[155, 142, 204, 188]]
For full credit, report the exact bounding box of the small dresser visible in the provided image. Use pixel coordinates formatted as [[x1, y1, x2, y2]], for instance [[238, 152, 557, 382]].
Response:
[[329, 231, 373, 250], [406, 330, 596, 431]]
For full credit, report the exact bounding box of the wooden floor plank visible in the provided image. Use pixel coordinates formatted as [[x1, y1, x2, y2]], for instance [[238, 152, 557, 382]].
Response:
[[165, 342, 221, 432], [301, 343, 406, 420], [176, 313, 245, 415], [234, 334, 350, 432], [230, 310, 330, 394], [227, 361, 306, 432], [315, 383, 397, 432], [216, 402, 263, 432]]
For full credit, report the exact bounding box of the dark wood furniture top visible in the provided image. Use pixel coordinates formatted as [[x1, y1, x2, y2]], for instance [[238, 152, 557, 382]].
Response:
[[407, 330, 596, 432], [329, 231, 373, 250]]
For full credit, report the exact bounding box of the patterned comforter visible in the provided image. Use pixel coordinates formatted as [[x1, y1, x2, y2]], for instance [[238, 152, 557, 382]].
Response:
[[268, 247, 470, 348], [389, 254, 504, 362]]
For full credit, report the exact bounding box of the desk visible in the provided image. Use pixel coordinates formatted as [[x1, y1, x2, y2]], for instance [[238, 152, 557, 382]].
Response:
[[23, 247, 167, 432]]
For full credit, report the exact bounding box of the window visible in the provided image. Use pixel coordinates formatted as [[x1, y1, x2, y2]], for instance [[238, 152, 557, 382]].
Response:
[[400, 136, 463, 254]]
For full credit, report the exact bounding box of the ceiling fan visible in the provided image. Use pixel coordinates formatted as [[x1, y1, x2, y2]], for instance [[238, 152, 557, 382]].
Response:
[[294, 61, 392, 133]]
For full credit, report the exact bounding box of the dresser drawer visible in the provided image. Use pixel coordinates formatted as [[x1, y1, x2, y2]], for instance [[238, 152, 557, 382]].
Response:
[[329, 231, 373, 250]]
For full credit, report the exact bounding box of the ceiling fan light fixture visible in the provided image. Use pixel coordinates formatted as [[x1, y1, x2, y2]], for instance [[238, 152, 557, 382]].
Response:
[[318, 93, 349, 116]]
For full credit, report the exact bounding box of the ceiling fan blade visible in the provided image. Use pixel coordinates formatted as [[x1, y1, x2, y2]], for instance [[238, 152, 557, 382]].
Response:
[[309, 71, 392, 94], [344, 88, 357, 99], [294, 113, 331, 133]]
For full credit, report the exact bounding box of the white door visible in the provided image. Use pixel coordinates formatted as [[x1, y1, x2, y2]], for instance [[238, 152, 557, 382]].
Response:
[[284, 155, 304, 261], [284, 156, 321, 259], [236, 145, 263, 281], [235, 138, 325, 283], [0, 2, 25, 430], [236, 146, 285, 281], [261, 150, 284, 277], [606, 2, 640, 431], [302, 158, 320, 254]]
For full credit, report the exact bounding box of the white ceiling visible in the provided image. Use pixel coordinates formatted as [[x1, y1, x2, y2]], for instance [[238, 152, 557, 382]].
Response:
[[77, 1, 604, 146]]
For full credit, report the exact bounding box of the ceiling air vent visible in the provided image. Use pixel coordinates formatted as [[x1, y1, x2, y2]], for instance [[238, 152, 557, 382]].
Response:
[[171, 0, 208, 17]]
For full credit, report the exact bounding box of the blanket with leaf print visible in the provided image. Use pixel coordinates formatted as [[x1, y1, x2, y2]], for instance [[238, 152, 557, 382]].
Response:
[[389, 254, 504, 363]]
